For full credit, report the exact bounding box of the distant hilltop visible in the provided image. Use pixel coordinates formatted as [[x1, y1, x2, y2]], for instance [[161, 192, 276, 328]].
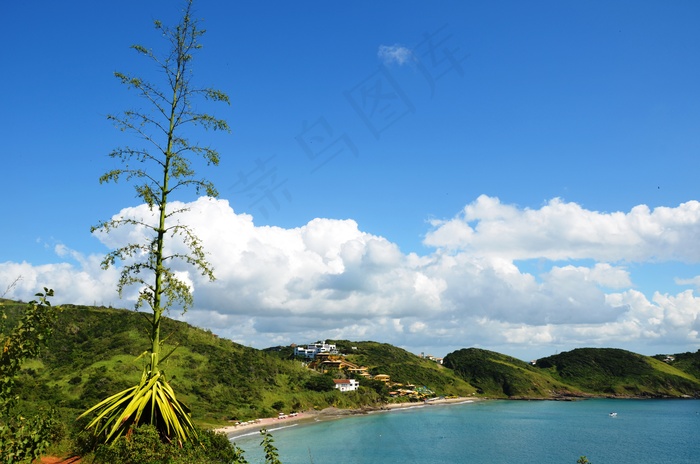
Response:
[[442, 347, 700, 399]]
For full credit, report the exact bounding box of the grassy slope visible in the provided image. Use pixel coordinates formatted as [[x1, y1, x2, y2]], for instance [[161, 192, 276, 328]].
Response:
[[444, 347, 700, 399], [4, 302, 473, 428], [535, 348, 700, 397], [654, 350, 700, 379], [6, 302, 383, 427], [443, 348, 579, 398], [6, 298, 700, 429], [332, 340, 478, 397]]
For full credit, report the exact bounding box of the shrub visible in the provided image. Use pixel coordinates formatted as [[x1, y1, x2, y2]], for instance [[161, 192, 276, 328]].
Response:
[[89, 424, 247, 464], [271, 400, 285, 411], [0, 289, 59, 463], [93, 425, 169, 464], [304, 374, 336, 392]]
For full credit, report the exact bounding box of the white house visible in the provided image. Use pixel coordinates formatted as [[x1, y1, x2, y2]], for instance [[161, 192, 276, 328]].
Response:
[[293, 340, 338, 359], [333, 379, 359, 392]]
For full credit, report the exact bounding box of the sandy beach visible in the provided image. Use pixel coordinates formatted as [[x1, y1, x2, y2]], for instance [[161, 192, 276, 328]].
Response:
[[215, 396, 483, 439], [213, 411, 318, 439]]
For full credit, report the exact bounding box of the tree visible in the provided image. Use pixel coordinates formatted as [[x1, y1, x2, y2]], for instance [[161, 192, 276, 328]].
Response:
[[79, 0, 229, 446], [359, 377, 389, 398], [304, 374, 336, 392], [0, 289, 59, 463]]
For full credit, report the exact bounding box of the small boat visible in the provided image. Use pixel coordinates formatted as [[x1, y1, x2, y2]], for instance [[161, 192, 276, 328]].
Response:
[[609, 412, 618, 417]]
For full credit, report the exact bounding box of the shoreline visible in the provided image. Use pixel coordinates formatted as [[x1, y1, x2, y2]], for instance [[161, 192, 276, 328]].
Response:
[[213, 394, 688, 439], [215, 396, 483, 439]]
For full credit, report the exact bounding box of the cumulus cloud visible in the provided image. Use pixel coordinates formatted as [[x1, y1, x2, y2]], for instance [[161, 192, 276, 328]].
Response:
[[675, 275, 700, 288], [378, 44, 414, 66], [1, 195, 699, 360], [0, 251, 120, 306], [425, 195, 700, 262]]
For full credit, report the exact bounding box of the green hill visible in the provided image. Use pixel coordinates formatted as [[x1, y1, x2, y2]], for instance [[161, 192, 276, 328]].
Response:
[[333, 340, 478, 397], [266, 340, 478, 398], [443, 347, 700, 399], [653, 350, 700, 379], [535, 348, 700, 397], [442, 348, 577, 398], [5, 297, 700, 431], [3, 301, 476, 428], [3, 302, 384, 427]]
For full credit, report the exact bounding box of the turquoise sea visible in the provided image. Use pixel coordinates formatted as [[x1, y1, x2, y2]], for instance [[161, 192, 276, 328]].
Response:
[[231, 399, 700, 463]]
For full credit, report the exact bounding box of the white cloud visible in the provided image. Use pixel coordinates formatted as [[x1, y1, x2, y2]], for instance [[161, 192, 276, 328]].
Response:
[[2, 196, 699, 360], [378, 44, 414, 66], [425, 195, 700, 262], [0, 254, 120, 307], [675, 275, 700, 288]]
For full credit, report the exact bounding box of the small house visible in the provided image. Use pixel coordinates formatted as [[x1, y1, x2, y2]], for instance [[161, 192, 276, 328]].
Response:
[[333, 379, 359, 392]]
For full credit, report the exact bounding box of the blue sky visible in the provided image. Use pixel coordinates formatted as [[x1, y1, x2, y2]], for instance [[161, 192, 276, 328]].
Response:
[[2, 0, 700, 360]]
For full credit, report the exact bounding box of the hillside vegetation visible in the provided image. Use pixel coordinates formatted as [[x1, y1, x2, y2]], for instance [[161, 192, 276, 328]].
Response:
[[4, 302, 374, 427], [442, 348, 578, 398], [3, 301, 470, 428], [4, 299, 699, 434], [444, 347, 700, 399], [334, 340, 477, 397], [654, 350, 700, 379], [535, 348, 700, 397]]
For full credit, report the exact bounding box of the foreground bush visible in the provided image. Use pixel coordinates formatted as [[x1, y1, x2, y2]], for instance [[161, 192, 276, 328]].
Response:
[[0, 289, 60, 463], [79, 424, 282, 464]]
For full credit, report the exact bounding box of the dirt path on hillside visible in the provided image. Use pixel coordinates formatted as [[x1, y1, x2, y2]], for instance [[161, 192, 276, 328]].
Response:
[[37, 457, 82, 464]]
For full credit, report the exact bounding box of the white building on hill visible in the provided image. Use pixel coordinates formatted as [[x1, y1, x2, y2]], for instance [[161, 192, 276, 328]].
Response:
[[333, 379, 359, 392], [293, 340, 338, 359]]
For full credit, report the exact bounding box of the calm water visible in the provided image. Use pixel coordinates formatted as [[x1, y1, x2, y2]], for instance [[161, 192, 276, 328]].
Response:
[[231, 399, 700, 464]]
